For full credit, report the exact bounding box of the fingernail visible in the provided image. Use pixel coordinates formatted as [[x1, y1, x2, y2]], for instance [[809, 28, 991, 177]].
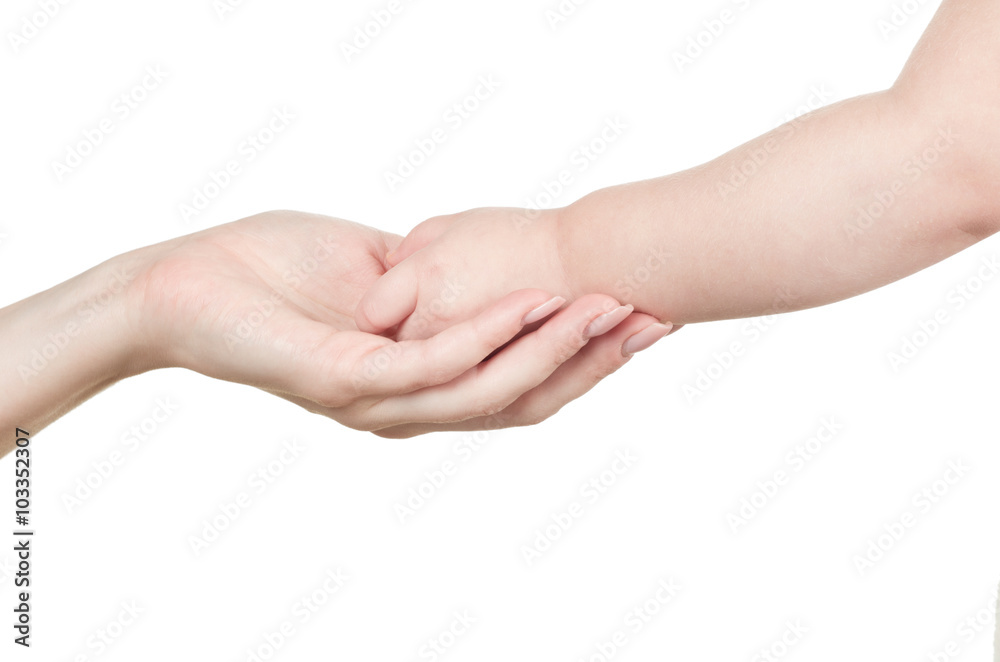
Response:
[[622, 323, 673, 356], [584, 305, 633, 339], [521, 296, 566, 325]]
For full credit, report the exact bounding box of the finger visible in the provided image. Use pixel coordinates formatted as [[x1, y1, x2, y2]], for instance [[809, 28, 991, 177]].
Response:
[[374, 313, 670, 438], [354, 262, 419, 334], [386, 214, 457, 267], [366, 294, 629, 429], [267, 290, 564, 422], [347, 289, 564, 399]]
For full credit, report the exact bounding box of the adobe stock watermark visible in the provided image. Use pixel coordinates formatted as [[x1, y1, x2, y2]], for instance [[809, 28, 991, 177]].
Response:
[[384, 75, 500, 193], [717, 84, 837, 200], [574, 578, 680, 662], [886, 254, 999, 372], [51, 64, 168, 183], [18, 265, 137, 382], [843, 126, 956, 241], [7, 0, 73, 54], [61, 600, 145, 659], [339, 0, 417, 63], [727, 417, 844, 534], [0, 553, 16, 591], [222, 233, 340, 351], [682, 287, 800, 404], [213, 0, 251, 20], [415, 611, 477, 662], [925, 586, 997, 662], [240, 567, 351, 662], [188, 438, 305, 556], [614, 245, 670, 301], [393, 430, 491, 524], [520, 449, 638, 566], [852, 459, 970, 576], [544, 0, 592, 31], [513, 116, 627, 233], [672, 0, 757, 74], [749, 620, 809, 662], [877, 0, 935, 41], [178, 106, 295, 223], [61, 397, 180, 514]]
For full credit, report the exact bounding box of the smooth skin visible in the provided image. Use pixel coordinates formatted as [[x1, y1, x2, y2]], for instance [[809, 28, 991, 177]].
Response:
[[357, 0, 1000, 337], [0, 211, 667, 457]]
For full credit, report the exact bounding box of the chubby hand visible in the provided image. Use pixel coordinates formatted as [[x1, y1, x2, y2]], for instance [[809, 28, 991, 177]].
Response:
[[355, 205, 675, 345]]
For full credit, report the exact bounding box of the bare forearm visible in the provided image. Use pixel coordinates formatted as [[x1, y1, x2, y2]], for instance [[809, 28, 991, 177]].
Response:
[[0, 254, 150, 455], [560, 92, 989, 322], [559, 0, 999, 324]]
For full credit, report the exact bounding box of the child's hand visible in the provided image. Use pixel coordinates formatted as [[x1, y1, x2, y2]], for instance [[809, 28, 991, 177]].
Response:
[[355, 207, 675, 373], [355, 206, 573, 340]]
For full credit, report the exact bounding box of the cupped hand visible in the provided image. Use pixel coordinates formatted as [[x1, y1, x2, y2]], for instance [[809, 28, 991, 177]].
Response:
[[123, 210, 651, 435]]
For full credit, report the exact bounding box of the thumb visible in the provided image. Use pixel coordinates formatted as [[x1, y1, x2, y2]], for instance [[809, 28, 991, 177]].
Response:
[[386, 214, 456, 268], [355, 264, 419, 334]]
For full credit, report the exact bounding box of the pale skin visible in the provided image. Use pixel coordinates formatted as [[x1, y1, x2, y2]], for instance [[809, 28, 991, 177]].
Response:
[[5, 0, 997, 453], [358, 0, 999, 366], [0, 212, 664, 457]]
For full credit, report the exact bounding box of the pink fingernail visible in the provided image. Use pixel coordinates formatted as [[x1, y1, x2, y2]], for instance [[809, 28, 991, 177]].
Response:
[[622, 323, 673, 356], [584, 305, 633, 339], [521, 296, 566, 325]]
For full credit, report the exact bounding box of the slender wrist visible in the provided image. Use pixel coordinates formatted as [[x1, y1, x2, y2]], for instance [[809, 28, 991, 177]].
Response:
[[0, 251, 155, 438]]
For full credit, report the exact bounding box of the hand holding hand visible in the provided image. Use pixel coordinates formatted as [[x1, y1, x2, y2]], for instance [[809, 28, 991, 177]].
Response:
[[125, 210, 657, 436]]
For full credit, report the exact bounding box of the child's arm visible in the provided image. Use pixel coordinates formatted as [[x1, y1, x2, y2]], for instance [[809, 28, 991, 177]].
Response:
[[357, 0, 1000, 334]]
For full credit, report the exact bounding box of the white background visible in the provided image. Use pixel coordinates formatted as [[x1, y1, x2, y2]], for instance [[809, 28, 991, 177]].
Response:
[[2, 0, 998, 660]]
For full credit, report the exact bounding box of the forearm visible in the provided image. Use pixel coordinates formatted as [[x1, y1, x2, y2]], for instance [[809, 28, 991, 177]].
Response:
[[558, 1, 999, 324], [0, 253, 151, 455], [560, 90, 993, 323]]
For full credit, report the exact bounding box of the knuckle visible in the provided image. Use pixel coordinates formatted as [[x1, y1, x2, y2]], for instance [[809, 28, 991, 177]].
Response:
[[479, 318, 518, 352], [585, 354, 626, 385], [547, 332, 587, 367]]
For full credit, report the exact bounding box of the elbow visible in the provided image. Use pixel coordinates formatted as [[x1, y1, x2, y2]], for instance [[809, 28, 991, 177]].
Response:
[[885, 84, 1000, 242]]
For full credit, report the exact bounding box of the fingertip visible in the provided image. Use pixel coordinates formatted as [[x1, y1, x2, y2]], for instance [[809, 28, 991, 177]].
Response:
[[355, 273, 418, 334], [521, 295, 566, 326], [354, 297, 384, 334], [622, 322, 673, 356]]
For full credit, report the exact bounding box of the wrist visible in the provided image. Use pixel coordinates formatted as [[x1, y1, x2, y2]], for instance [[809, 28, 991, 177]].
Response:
[[0, 251, 155, 434], [59, 252, 155, 380], [557, 188, 674, 321], [553, 193, 617, 303]]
